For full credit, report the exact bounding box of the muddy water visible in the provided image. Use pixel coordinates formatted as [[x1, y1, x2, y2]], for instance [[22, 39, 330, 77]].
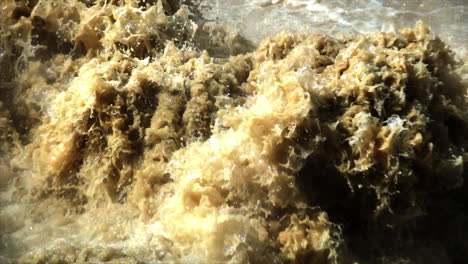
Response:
[[198, 0, 467, 56], [0, 1, 467, 264]]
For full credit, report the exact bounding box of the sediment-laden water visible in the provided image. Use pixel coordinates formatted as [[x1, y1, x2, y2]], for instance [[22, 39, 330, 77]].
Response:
[[0, 1, 466, 263]]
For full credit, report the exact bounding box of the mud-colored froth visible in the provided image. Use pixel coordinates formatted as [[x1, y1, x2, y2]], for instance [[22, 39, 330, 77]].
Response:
[[198, 0, 467, 57], [0, 1, 467, 263]]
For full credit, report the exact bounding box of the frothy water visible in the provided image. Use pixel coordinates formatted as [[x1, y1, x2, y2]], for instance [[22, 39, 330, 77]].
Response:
[[197, 0, 467, 56], [0, 1, 467, 263]]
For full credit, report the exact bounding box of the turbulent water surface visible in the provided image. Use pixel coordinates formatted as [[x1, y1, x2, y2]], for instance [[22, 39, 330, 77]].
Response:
[[198, 0, 467, 55], [0, 1, 467, 264]]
